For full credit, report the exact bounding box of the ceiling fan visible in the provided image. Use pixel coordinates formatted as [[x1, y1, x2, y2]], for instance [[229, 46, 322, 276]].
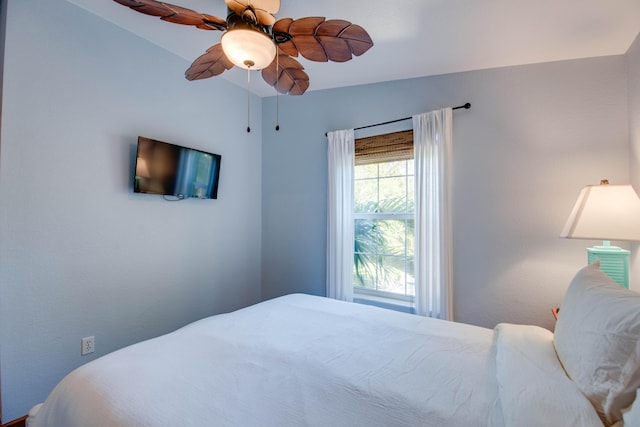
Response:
[[113, 0, 374, 97]]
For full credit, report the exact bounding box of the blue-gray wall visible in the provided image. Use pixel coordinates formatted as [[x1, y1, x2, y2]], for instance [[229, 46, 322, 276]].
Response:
[[261, 55, 630, 330], [629, 33, 640, 291], [0, 0, 7, 421], [0, 0, 262, 420]]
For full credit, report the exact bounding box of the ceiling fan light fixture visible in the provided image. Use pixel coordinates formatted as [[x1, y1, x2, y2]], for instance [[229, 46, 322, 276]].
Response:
[[221, 28, 276, 70], [113, 0, 374, 98]]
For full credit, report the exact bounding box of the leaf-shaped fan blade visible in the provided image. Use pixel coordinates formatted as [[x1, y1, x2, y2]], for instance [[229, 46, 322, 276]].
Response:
[[274, 17, 374, 62], [272, 18, 298, 56], [112, 0, 226, 31], [185, 44, 235, 81], [225, 0, 279, 26], [262, 55, 310, 96]]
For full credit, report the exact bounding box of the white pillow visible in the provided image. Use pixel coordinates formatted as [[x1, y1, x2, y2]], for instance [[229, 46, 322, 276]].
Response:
[[554, 262, 640, 426]]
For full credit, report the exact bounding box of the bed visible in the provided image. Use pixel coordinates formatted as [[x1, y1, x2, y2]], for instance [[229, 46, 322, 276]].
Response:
[[27, 263, 640, 427]]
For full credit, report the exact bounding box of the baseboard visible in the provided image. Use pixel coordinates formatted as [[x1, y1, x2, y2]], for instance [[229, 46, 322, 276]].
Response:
[[1, 415, 27, 427]]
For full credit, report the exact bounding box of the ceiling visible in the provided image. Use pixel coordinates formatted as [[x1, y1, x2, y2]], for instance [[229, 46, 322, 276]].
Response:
[[67, 0, 640, 97]]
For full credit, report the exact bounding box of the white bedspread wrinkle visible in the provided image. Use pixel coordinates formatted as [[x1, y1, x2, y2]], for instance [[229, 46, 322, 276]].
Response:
[[31, 294, 506, 426]]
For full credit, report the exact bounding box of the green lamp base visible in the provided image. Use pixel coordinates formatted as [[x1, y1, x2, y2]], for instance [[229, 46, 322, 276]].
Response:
[[587, 241, 629, 288]]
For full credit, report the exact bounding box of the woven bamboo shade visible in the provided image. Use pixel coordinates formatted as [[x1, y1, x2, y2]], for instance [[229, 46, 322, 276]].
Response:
[[354, 130, 414, 165]]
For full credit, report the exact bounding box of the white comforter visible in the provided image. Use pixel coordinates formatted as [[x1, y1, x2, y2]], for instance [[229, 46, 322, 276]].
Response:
[[28, 294, 601, 427]]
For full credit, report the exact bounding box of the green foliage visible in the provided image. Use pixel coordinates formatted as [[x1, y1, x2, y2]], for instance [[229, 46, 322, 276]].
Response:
[[353, 197, 415, 292], [353, 217, 379, 286]]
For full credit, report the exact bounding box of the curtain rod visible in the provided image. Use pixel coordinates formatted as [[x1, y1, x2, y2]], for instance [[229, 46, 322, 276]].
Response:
[[324, 102, 471, 137]]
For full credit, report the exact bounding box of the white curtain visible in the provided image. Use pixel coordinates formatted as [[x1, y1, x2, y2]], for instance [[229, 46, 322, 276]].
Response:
[[413, 109, 454, 320], [327, 129, 355, 301]]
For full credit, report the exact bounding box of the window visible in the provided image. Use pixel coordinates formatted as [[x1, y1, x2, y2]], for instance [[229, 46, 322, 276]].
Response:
[[353, 130, 415, 300]]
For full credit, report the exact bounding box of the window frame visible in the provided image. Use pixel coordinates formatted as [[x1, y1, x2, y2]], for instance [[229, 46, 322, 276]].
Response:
[[353, 160, 415, 302]]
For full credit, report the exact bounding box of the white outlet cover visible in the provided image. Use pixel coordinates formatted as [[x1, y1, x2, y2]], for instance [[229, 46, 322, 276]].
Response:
[[81, 336, 95, 356]]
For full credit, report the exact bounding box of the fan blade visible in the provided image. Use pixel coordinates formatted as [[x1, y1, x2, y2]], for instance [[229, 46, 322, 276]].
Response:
[[339, 24, 375, 56], [272, 18, 298, 57], [288, 17, 327, 61], [262, 54, 310, 96], [251, 0, 280, 13], [113, 0, 143, 6], [225, 0, 279, 26], [112, 0, 226, 31], [185, 44, 235, 81], [274, 17, 374, 62]]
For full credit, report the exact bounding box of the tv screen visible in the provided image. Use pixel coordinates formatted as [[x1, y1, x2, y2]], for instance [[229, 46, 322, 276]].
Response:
[[134, 137, 221, 199]]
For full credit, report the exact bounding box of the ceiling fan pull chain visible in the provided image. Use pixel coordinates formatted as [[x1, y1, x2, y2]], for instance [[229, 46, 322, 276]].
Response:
[[275, 90, 280, 131], [246, 65, 251, 133], [275, 53, 280, 131]]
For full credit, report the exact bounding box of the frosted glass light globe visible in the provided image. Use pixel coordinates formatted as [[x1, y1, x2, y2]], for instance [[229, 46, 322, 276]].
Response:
[[221, 29, 276, 70]]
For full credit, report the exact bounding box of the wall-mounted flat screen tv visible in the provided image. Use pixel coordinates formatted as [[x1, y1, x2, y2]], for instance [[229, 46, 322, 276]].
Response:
[[134, 136, 221, 199]]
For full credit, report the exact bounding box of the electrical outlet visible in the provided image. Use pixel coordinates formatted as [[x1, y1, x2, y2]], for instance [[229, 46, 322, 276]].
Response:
[[81, 336, 95, 356]]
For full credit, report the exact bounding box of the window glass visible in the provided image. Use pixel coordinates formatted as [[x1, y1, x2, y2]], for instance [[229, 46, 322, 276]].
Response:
[[354, 160, 415, 298]]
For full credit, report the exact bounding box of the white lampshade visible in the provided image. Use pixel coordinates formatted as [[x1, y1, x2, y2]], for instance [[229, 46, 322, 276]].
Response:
[[560, 181, 640, 241], [221, 29, 276, 70]]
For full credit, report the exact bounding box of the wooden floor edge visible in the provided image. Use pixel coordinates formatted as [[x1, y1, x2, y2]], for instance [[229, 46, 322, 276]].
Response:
[[1, 415, 27, 427]]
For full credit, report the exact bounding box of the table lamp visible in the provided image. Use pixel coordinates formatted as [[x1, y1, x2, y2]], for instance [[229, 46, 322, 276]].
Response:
[[560, 180, 640, 288]]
